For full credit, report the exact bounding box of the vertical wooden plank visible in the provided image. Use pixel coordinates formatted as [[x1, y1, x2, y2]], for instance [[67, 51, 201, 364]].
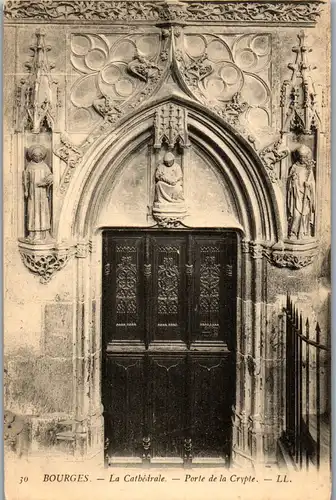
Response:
[[104, 356, 144, 459], [151, 355, 185, 458]]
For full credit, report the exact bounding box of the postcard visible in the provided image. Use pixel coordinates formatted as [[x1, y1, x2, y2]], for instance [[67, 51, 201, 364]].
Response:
[[3, 1, 331, 499]]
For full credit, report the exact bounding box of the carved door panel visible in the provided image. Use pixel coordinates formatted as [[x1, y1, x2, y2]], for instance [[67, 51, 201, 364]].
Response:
[[102, 230, 237, 465]]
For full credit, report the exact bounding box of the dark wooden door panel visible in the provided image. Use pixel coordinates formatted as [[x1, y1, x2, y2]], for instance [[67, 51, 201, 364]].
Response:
[[104, 356, 144, 457], [152, 236, 187, 342], [191, 355, 233, 461], [150, 355, 186, 457], [102, 230, 237, 464], [103, 235, 145, 343], [192, 234, 237, 347]]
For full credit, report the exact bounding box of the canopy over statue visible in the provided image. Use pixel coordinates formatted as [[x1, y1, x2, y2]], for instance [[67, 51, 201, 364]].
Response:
[[152, 152, 187, 223]]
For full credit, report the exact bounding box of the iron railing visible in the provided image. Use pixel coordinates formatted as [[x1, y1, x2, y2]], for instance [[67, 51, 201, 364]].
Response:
[[284, 295, 330, 470]]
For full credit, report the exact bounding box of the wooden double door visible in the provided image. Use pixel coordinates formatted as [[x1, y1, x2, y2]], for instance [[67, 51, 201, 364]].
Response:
[[102, 230, 237, 466]]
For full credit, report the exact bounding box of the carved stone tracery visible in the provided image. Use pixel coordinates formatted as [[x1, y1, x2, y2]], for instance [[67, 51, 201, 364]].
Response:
[[67, 29, 272, 149]]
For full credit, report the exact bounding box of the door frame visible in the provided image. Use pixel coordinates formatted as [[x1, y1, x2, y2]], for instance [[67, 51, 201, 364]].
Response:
[[71, 224, 271, 467], [64, 99, 278, 466]]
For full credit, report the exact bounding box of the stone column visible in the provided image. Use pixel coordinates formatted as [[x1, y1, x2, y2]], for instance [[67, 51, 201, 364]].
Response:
[[73, 239, 94, 459], [233, 239, 268, 467]]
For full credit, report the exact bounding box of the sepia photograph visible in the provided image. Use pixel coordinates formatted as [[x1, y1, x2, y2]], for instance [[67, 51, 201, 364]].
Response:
[[2, 0, 331, 499]]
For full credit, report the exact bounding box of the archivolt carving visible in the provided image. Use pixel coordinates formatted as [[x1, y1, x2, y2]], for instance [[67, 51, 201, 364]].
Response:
[[54, 135, 84, 193], [259, 138, 289, 183], [4, 1, 323, 25]]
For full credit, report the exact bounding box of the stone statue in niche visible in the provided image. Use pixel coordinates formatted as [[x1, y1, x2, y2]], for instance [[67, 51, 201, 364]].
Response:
[[152, 152, 187, 224], [286, 145, 316, 240], [23, 145, 53, 242]]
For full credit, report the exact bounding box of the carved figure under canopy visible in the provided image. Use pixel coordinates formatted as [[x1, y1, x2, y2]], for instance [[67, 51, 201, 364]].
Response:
[[286, 145, 316, 239], [152, 152, 187, 222], [23, 145, 53, 242]]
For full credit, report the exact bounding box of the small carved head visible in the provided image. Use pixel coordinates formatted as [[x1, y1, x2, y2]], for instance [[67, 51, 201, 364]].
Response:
[[27, 145, 47, 163], [294, 145, 313, 165], [163, 152, 175, 167]]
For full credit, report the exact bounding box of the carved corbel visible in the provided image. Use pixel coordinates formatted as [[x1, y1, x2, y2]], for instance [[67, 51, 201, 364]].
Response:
[[265, 240, 318, 270], [241, 239, 317, 269], [267, 250, 316, 270], [18, 240, 75, 284]]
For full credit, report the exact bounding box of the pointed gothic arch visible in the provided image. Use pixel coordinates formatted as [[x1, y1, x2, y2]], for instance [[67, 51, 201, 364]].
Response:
[[54, 96, 281, 466], [56, 96, 283, 245]]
